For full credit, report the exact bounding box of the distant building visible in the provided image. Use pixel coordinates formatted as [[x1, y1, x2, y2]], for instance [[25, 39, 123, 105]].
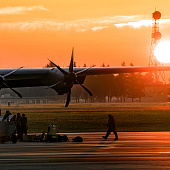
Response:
[[0, 97, 48, 105]]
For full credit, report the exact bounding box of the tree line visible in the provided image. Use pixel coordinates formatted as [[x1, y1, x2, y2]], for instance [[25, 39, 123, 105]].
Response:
[[72, 71, 153, 103], [48, 61, 155, 103]]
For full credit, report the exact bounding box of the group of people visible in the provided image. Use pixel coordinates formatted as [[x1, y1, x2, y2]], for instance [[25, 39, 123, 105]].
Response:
[[2, 110, 117, 142], [2, 110, 28, 141]]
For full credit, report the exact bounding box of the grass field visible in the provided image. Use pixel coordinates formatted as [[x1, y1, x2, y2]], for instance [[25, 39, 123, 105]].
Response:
[[1, 103, 170, 133]]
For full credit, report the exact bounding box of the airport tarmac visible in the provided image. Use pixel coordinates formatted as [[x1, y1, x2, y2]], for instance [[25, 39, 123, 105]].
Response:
[[0, 132, 170, 169]]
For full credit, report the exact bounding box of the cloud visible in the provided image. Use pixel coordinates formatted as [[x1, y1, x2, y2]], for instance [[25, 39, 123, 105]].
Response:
[[0, 20, 109, 32], [0, 20, 62, 31], [0, 15, 143, 32], [115, 19, 170, 29], [0, 6, 47, 14], [1, 15, 170, 32], [90, 26, 108, 31], [115, 20, 152, 28]]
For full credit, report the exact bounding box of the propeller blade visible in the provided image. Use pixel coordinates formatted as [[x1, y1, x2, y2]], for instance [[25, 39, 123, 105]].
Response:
[[45, 79, 65, 89], [4, 83, 22, 98], [47, 58, 68, 75], [3, 67, 23, 78], [76, 65, 96, 75], [69, 47, 74, 73], [65, 89, 71, 107], [75, 80, 92, 96]]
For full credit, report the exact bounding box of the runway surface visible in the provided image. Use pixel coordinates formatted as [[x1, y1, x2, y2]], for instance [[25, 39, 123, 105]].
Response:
[[0, 132, 170, 169]]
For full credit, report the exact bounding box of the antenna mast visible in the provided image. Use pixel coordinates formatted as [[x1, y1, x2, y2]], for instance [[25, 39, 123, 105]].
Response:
[[149, 10, 166, 83]]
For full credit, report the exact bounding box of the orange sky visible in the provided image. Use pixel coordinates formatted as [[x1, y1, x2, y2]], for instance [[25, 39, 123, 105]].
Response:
[[0, 0, 170, 68]]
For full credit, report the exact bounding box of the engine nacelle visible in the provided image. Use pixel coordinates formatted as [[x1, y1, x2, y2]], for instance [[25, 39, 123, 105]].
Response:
[[0, 76, 5, 87], [52, 76, 86, 95]]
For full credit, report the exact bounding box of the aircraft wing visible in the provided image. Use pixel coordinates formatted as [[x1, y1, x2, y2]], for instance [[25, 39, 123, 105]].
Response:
[[1, 65, 170, 106], [1, 65, 170, 88], [0, 68, 50, 88], [74, 66, 170, 76]]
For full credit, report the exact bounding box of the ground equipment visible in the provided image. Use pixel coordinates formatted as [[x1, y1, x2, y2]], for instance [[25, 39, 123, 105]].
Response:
[[47, 118, 58, 142]]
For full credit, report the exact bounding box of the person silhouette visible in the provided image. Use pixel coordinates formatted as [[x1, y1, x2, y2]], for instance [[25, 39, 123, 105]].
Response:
[[102, 114, 118, 141]]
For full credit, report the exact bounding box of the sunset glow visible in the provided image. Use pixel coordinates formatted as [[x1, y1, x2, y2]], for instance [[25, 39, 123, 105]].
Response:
[[0, 0, 170, 68]]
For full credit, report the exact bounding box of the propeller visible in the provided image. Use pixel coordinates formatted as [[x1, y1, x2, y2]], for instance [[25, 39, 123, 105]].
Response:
[[0, 67, 23, 98], [47, 48, 94, 107]]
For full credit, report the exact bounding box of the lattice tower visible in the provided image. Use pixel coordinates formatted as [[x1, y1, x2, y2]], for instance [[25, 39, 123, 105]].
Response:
[[149, 10, 166, 83]]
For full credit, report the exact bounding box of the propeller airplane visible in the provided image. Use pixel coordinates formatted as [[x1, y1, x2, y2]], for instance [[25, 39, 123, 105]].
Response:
[[1, 48, 170, 107]]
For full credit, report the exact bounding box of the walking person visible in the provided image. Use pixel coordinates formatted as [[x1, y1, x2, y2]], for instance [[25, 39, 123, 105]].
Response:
[[102, 114, 118, 141]]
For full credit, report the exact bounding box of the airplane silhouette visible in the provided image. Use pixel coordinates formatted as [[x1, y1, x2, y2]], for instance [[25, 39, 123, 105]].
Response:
[[1, 48, 170, 107]]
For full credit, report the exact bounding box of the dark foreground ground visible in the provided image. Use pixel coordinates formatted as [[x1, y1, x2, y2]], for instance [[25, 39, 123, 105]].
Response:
[[0, 132, 170, 169]]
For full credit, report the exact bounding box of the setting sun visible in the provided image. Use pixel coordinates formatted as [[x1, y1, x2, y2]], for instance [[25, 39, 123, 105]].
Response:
[[154, 41, 170, 63]]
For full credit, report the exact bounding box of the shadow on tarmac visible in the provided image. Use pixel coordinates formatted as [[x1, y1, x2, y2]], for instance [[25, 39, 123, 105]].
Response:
[[86, 140, 115, 153]]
